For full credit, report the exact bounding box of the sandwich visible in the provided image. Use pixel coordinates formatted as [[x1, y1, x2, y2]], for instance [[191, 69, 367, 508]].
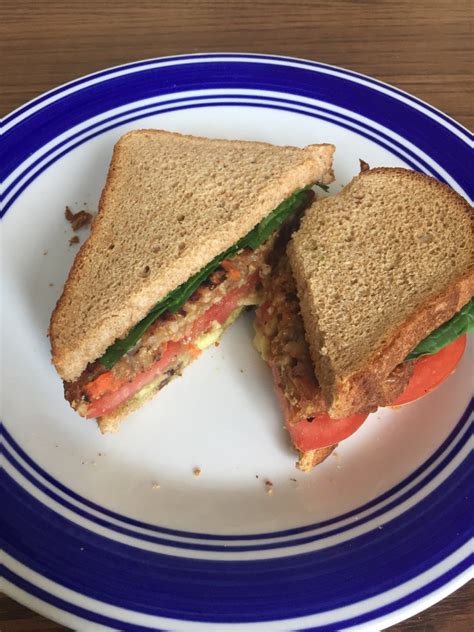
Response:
[[49, 129, 335, 432], [254, 167, 473, 470]]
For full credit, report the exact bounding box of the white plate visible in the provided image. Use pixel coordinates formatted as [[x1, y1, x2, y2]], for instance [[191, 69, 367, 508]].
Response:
[[1, 53, 472, 631]]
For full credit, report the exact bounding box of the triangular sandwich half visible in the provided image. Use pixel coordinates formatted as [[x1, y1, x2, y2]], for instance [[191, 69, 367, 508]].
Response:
[[50, 129, 335, 432], [255, 167, 473, 469]]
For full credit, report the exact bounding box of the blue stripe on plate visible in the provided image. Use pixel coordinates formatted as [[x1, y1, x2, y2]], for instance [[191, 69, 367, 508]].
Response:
[[3, 92, 451, 207], [2, 58, 472, 196], [3, 558, 471, 631], [2, 399, 471, 544], [2, 98, 452, 218], [2, 567, 166, 632], [2, 400, 471, 552], [3, 54, 470, 138], [2, 416, 468, 552], [1, 454, 471, 622]]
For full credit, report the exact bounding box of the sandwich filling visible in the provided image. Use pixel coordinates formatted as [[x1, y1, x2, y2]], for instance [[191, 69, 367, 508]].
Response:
[[65, 187, 316, 420]]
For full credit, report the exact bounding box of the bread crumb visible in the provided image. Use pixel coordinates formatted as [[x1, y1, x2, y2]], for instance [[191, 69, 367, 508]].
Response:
[[49, 283, 54, 287], [43, 250, 48, 256], [152, 482, 161, 490], [69, 235, 80, 246], [290, 477, 297, 482], [265, 480, 273, 495], [193, 467, 201, 477], [65, 206, 93, 231], [214, 341, 220, 347]]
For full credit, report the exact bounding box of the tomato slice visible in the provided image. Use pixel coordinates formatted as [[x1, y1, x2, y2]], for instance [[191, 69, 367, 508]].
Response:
[[393, 335, 467, 406], [288, 411, 369, 453], [269, 364, 369, 451]]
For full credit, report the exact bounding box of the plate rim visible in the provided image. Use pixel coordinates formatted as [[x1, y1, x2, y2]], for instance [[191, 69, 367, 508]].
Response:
[[2, 565, 472, 631], [3, 52, 471, 139]]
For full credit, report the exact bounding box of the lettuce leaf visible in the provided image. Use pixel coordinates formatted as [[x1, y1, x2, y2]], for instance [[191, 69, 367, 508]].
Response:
[[100, 187, 313, 368], [406, 298, 474, 360]]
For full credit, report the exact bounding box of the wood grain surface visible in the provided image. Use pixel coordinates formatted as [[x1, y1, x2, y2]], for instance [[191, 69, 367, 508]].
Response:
[[1, 0, 473, 630]]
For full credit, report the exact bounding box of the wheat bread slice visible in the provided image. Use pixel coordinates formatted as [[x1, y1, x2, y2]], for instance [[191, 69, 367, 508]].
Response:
[[50, 130, 335, 382], [288, 167, 474, 418]]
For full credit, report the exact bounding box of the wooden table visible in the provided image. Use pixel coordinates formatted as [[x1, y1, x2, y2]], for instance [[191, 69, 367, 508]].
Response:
[[2, 1, 472, 630]]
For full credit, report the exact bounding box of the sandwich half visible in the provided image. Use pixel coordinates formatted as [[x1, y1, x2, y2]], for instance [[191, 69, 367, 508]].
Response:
[[50, 129, 335, 432], [255, 167, 473, 469]]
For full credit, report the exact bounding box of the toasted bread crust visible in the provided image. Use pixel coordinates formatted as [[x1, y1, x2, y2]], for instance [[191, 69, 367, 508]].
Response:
[[327, 272, 473, 417], [297, 445, 336, 471], [289, 167, 473, 418], [50, 130, 334, 381]]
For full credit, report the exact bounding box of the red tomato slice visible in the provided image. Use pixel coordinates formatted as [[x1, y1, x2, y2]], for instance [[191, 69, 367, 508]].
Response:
[[289, 411, 369, 453], [392, 335, 467, 406], [86, 341, 182, 418], [269, 364, 369, 451]]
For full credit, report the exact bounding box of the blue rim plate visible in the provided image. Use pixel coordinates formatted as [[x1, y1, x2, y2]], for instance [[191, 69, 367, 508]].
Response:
[[1, 53, 473, 631]]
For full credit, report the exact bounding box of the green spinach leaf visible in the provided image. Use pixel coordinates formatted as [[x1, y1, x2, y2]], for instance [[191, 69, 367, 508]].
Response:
[[406, 298, 474, 360]]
